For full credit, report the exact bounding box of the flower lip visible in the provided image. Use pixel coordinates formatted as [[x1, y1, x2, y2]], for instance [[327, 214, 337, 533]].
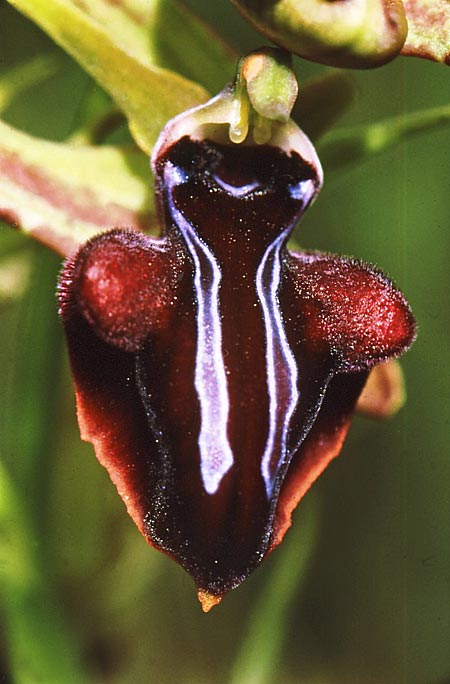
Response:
[[59, 127, 415, 604], [57, 53, 416, 609]]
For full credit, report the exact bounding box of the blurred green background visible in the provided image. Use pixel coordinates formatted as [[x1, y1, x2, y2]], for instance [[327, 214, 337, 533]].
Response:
[[0, 1, 449, 683]]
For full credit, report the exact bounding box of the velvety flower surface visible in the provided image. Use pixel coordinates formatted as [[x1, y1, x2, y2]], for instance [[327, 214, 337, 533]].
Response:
[[58, 96, 416, 610]]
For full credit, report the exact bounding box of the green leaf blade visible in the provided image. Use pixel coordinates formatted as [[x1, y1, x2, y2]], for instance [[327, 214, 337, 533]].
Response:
[[7, 0, 212, 153], [0, 120, 155, 255], [34, 0, 236, 91], [0, 248, 88, 683], [230, 499, 319, 684]]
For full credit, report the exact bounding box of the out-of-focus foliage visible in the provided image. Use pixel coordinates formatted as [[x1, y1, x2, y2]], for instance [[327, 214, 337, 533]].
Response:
[[0, 1, 449, 683], [0, 117, 155, 255], [4, 0, 214, 154]]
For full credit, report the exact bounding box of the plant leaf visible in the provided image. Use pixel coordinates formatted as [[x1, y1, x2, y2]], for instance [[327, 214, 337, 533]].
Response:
[[28, 0, 235, 91], [402, 0, 450, 65], [318, 103, 450, 172], [6, 0, 212, 154], [0, 119, 154, 256], [0, 423, 87, 684], [229, 497, 319, 684]]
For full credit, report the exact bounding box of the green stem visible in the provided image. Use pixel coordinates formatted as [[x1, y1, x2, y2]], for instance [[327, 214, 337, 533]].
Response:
[[319, 104, 450, 172], [5, 247, 62, 502], [0, 462, 86, 684], [229, 497, 319, 684], [1, 245, 87, 683]]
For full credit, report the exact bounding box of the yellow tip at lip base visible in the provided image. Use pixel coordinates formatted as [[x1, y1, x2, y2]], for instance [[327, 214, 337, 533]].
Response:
[[198, 589, 223, 613]]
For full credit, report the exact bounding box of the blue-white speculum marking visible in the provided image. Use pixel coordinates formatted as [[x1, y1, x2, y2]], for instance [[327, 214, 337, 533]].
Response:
[[164, 163, 234, 495], [163, 150, 320, 498]]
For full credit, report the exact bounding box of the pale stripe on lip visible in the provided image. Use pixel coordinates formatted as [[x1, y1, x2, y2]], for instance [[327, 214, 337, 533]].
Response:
[[164, 163, 234, 495], [256, 178, 316, 498], [256, 227, 299, 498]]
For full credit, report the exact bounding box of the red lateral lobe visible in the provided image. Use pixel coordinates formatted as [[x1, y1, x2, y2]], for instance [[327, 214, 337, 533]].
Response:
[[283, 253, 417, 372], [59, 229, 185, 352], [59, 134, 415, 608]]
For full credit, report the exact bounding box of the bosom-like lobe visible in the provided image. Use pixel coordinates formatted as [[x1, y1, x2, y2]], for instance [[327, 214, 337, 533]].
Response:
[[59, 131, 415, 608]]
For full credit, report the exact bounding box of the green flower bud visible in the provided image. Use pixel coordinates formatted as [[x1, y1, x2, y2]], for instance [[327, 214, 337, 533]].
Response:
[[231, 0, 408, 68]]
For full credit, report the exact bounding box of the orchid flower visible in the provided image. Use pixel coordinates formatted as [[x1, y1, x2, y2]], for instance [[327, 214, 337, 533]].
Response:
[[57, 52, 416, 609], [1, 0, 448, 615]]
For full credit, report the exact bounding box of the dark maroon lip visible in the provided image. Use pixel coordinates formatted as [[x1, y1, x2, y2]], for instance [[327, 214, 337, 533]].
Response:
[[58, 130, 415, 606]]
